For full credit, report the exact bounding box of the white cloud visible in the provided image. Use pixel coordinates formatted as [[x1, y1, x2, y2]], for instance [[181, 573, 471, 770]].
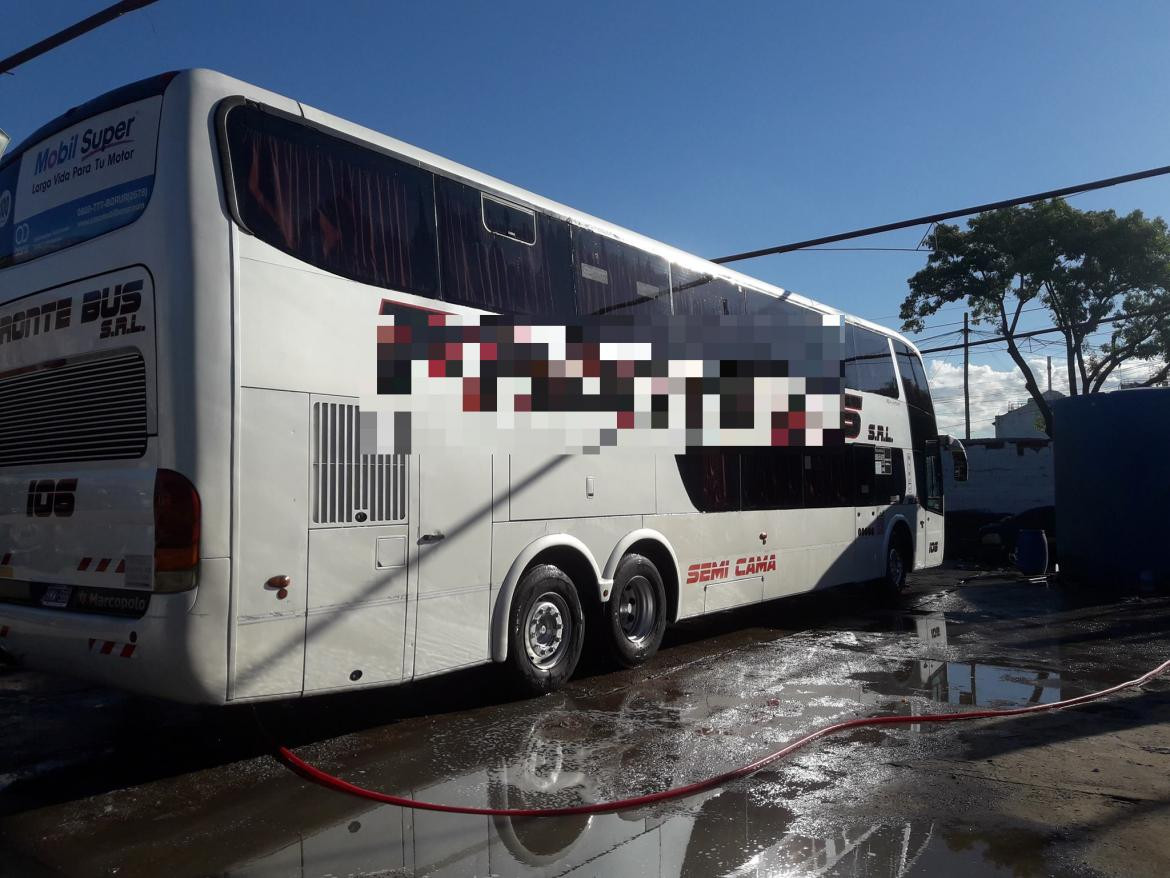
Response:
[[926, 354, 1163, 438]]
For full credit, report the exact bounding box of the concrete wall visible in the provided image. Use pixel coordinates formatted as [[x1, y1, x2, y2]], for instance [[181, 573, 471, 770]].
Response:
[[945, 438, 1053, 516]]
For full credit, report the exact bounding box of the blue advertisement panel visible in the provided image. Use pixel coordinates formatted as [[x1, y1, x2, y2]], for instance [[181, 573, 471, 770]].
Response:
[[0, 95, 161, 270]]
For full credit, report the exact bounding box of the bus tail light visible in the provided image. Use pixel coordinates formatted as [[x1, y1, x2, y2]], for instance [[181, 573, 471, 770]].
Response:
[[154, 469, 201, 592]]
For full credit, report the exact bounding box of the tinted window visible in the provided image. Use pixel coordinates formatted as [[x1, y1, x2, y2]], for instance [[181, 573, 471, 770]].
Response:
[[745, 290, 814, 320], [225, 106, 438, 296], [924, 440, 943, 513], [671, 267, 747, 316], [894, 341, 934, 413], [853, 445, 876, 506], [854, 445, 906, 505], [803, 447, 850, 508], [844, 324, 898, 398], [742, 448, 803, 510], [573, 228, 670, 316], [436, 176, 574, 316], [482, 194, 536, 244], [676, 451, 740, 512], [908, 398, 939, 507]]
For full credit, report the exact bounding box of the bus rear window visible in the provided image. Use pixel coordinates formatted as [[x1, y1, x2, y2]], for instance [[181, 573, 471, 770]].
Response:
[[222, 104, 439, 297], [0, 96, 162, 269]]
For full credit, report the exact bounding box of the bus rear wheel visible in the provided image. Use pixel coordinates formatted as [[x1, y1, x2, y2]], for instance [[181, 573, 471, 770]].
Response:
[[507, 564, 585, 696], [603, 554, 667, 668]]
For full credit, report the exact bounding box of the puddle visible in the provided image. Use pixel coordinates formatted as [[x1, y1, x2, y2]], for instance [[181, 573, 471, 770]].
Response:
[[5, 576, 1157, 877], [223, 794, 1060, 878]]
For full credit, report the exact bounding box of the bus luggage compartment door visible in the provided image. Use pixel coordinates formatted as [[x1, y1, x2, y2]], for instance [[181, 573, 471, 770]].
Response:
[[232, 388, 309, 700], [303, 525, 409, 691], [413, 450, 492, 677]]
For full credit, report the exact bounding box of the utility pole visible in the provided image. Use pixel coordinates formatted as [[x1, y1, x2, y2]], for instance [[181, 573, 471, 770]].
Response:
[[963, 312, 970, 440], [1047, 356, 1052, 393]]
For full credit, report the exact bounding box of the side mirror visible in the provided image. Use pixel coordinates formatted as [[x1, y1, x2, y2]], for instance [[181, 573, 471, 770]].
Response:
[[0, 128, 9, 160], [939, 434, 968, 482]]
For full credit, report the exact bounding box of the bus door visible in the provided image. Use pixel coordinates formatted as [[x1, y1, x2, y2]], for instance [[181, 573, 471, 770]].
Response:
[[921, 440, 945, 566], [413, 450, 493, 677]]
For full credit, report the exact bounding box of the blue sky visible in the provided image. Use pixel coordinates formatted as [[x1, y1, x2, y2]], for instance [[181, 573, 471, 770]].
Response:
[[4, 1, 1169, 433]]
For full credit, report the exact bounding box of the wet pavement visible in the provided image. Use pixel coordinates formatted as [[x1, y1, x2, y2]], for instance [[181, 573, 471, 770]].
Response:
[[1, 567, 1168, 877]]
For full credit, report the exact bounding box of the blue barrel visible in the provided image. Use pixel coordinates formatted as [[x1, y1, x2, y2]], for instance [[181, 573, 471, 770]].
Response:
[[1016, 529, 1049, 575]]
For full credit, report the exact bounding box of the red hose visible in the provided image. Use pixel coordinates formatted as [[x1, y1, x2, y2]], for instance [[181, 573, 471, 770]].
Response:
[[276, 657, 1170, 818]]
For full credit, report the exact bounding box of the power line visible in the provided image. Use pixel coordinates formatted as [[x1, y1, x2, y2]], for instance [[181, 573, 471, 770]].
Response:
[[917, 303, 1170, 354], [711, 163, 1170, 264], [786, 247, 930, 253], [0, 1, 160, 76]]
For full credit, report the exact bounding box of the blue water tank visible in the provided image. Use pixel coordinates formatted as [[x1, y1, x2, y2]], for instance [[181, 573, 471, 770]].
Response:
[[1053, 388, 1170, 588]]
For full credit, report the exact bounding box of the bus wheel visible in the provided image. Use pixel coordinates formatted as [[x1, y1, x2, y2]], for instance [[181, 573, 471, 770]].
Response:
[[604, 554, 667, 668], [508, 565, 585, 695], [883, 535, 910, 595]]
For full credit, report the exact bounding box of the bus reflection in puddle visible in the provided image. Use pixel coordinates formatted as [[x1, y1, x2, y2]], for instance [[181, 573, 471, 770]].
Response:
[[852, 613, 1065, 711]]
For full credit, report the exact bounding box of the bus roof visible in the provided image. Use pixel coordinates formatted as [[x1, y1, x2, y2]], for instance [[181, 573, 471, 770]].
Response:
[[5, 67, 923, 357]]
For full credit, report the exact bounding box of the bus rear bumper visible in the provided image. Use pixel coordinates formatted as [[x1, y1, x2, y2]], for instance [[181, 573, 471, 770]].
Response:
[[0, 558, 231, 705]]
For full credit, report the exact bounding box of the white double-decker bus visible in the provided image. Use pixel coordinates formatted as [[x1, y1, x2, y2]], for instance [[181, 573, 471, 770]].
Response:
[[0, 70, 964, 704]]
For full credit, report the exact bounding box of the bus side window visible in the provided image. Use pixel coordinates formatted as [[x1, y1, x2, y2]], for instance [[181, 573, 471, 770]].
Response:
[[573, 228, 671, 317], [923, 440, 944, 513], [852, 444, 876, 506], [803, 446, 850, 508], [436, 176, 575, 317], [741, 448, 803, 510], [894, 341, 934, 413], [671, 266, 747, 317], [676, 450, 741, 512], [744, 290, 814, 321], [844, 324, 899, 399], [224, 106, 439, 297], [873, 445, 907, 504]]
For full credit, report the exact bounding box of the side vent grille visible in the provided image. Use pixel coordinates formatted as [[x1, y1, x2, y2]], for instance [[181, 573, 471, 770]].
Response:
[[0, 350, 148, 468], [312, 402, 407, 525]]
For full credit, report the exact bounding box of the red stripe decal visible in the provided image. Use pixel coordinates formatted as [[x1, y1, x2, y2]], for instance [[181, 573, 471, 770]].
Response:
[[78, 557, 92, 571], [1, 553, 11, 566], [100, 641, 115, 655], [120, 643, 136, 658], [115, 560, 126, 574], [95, 558, 110, 573]]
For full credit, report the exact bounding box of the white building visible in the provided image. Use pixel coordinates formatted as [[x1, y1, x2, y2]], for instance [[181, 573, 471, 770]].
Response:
[[992, 390, 1066, 438]]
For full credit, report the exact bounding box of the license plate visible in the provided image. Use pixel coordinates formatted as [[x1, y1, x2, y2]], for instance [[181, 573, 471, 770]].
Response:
[[41, 585, 72, 608]]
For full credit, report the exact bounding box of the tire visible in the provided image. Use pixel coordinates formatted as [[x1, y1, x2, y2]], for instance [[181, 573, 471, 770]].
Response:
[[507, 565, 585, 696], [882, 533, 910, 595], [603, 553, 667, 668]]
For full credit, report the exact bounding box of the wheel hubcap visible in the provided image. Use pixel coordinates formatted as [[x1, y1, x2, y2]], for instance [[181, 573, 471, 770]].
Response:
[[525, 593, 570, 670], [888, 548, 904, 588], [617, 575, 656, 644]]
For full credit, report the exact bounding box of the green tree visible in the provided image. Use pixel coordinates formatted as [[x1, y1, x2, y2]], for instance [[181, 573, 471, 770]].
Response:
[[901, 199, 1170, 436]]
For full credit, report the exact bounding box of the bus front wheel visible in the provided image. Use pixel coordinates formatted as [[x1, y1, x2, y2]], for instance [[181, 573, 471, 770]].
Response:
[[603, 554, 667, 668], [507, 564, 586, 695], [882, 533, 911, 595]]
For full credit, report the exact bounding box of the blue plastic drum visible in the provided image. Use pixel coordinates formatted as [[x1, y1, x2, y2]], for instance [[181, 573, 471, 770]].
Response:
[[1016, 529, 1049, 576]]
